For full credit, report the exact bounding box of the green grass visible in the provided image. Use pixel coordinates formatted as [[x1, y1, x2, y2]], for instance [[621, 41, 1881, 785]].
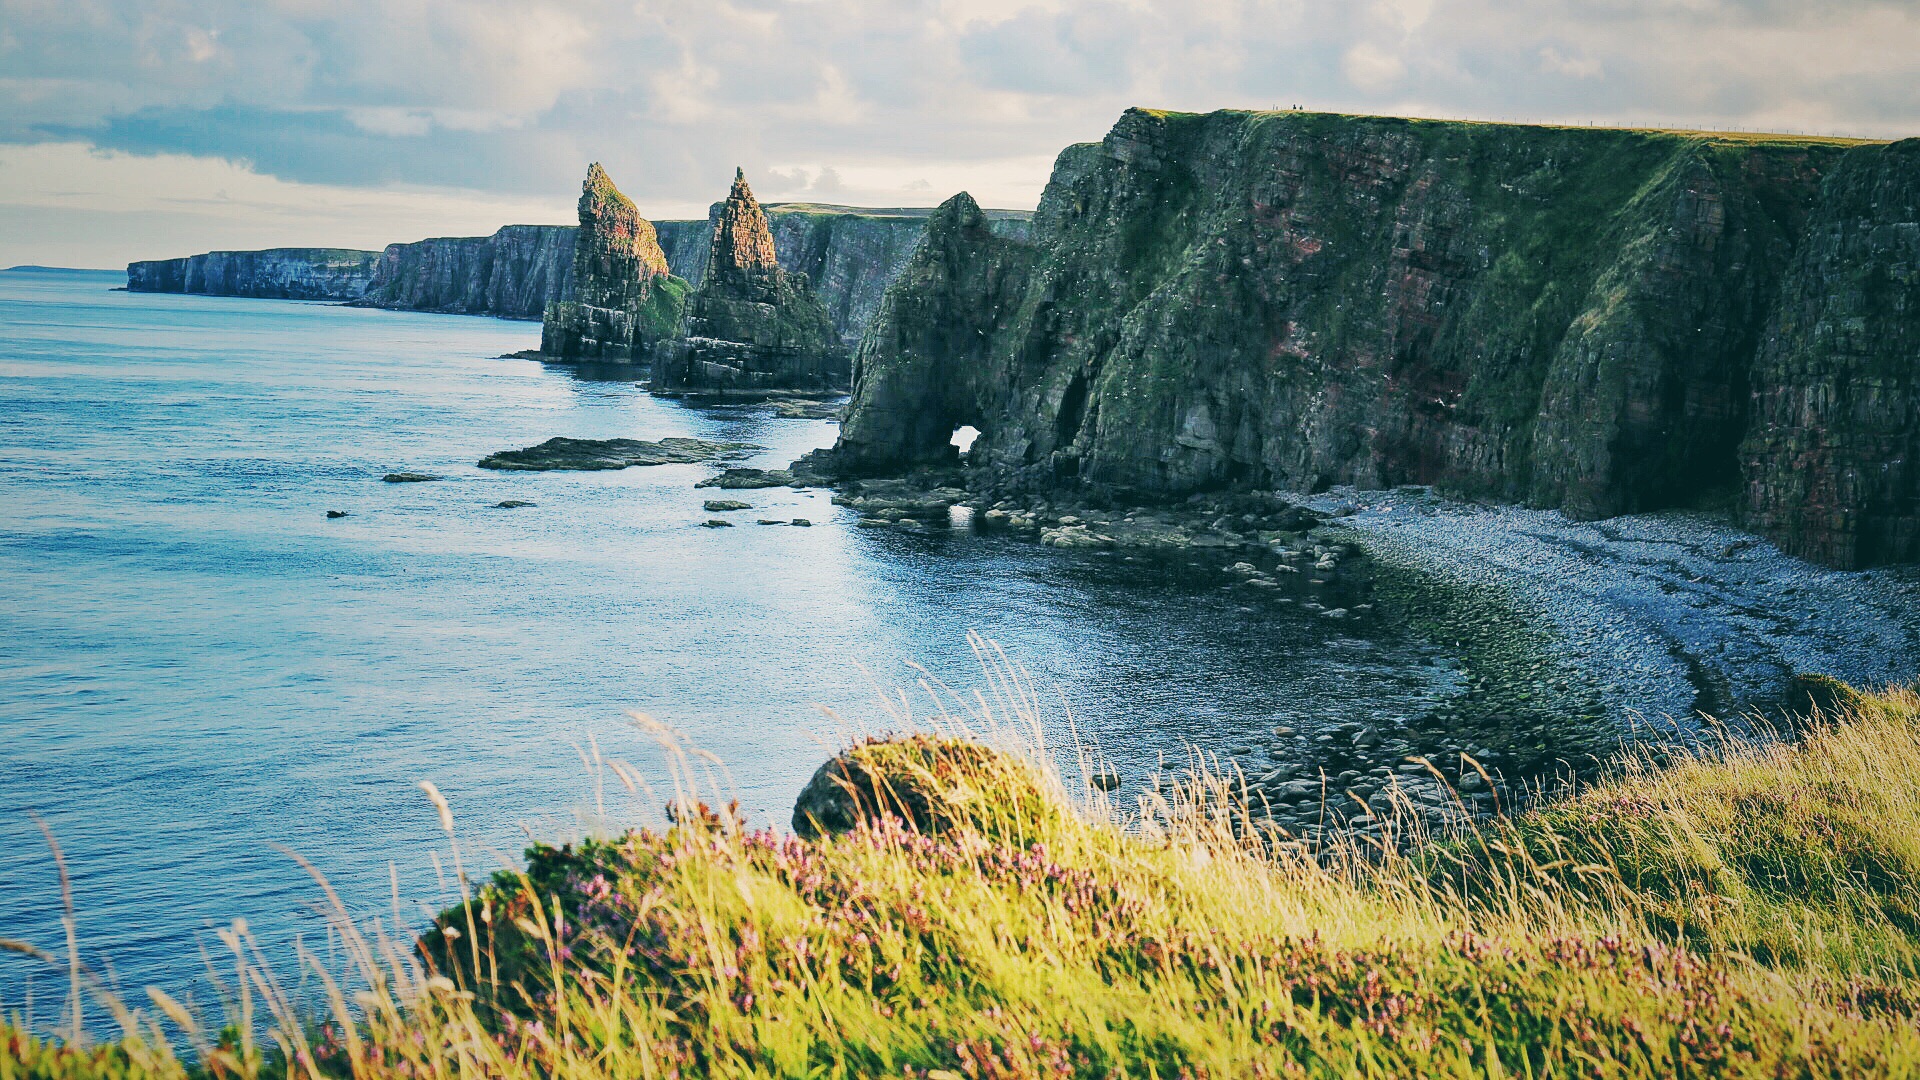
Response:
[[7, 664, 1920, 1078]]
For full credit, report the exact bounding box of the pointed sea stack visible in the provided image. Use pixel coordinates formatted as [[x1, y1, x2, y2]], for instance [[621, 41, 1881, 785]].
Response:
[[651, 169, 849, 393], [540, 163, 688, 361]]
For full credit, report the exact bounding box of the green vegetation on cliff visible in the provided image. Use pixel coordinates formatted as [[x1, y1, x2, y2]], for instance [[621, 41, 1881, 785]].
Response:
[[832, 108, 1916, 568], [10, 678, 1920, 1078]]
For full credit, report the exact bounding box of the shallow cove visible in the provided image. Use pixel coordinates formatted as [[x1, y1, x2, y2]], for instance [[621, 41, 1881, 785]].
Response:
[[0, 270, 1453, 1015]]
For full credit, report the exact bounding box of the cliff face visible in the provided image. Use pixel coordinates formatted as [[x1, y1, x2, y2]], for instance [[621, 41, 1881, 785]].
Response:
[[652, 171, 849, 392], [540, 164, 687, 361], [126, 206, 1031, 340], [657, 205, 1030, 345], [1742, 140, 1920, 567], [355, 225, 575, 319], [126, 248, 380, 300], [832, 109, 1915, 568]]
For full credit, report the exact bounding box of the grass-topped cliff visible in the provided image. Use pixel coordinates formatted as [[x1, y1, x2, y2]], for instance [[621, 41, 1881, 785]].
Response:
[[8, 677, 1920, 1077], [830, 108, 1919, 568]]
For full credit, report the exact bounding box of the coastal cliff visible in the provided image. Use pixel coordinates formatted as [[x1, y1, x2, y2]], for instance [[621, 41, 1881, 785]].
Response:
[[1741, 139, 1920, 568], [354, 225, 575, 319], [828, 108, 1918, 569], [126, 248, 380, 300], [126, 207, 1030, 338]]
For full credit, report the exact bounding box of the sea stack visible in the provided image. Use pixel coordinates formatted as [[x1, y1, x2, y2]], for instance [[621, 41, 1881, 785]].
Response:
[[651, 169, 849, 393], [540, 163, 688, 361]]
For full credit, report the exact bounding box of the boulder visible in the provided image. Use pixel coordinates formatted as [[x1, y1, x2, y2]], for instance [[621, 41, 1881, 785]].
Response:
[[792, 735, 1056, 840]]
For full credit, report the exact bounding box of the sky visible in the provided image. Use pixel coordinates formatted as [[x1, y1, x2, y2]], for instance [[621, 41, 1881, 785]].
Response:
[[2, 0, 1917, 269]]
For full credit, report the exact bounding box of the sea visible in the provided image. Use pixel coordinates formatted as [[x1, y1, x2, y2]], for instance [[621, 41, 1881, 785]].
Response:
[[0, 268, 1444, 1020]]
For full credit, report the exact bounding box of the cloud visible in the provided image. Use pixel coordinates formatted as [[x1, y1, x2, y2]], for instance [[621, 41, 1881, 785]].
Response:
[[1538, 46, 1604, 79], [1, 0, 1917, 266], [1343, 43, 1407, 92]]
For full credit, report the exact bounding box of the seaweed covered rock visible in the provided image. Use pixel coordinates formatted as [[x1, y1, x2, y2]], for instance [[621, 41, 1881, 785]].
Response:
[[791, 735, 1056, 840], [651, 170, 850, 393], [477, 435, 760, 471], [540, 163, 688, 362]]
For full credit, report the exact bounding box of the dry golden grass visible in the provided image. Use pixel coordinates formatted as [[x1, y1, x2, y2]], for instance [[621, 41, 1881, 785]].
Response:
[[6, 655, 1920, 1078]]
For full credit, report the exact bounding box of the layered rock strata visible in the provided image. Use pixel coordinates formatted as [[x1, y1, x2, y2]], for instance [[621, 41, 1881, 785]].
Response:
[[354, 226, 575, 319], [1740, 139, 1920, 568], [827, 108, 1919, 568], [126, 248, 380, 300], [540, 164, 688, 361], [651, 170, 849, 392]]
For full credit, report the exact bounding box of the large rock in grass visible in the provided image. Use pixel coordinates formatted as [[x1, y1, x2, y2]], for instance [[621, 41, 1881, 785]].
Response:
[[792, 735, 1055, 839]]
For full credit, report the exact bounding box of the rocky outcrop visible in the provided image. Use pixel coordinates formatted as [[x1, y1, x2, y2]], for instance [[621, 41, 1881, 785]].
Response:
[[827, 109, 1918, 568], [1740, 140, 1920, 567], [354, 226, 574, 319], [478, 436, 760, 471], [656, 205, 1030, 345], [834, 192, 1038, 465], [126, 248, 380, 300], [540, 164, 688, 361], [651, 170, 849, 392]]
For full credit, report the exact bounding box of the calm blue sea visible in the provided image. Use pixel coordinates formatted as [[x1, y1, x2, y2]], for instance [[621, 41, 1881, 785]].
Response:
[[0, 269, 1438, 1021]]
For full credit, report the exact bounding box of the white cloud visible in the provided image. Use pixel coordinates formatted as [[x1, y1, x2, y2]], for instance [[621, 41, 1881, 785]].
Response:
[[1539, 46, 1604, 79], [1343, 42, 1407, 92], [1, 0, 1917, 267], [0, 141, 574, 267]]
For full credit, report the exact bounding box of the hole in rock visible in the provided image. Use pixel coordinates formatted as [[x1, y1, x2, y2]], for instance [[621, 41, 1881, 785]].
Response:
[[950, 425, 981, 456]]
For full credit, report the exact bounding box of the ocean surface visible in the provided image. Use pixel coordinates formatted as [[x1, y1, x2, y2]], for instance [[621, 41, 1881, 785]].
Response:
[[0, 269, 1444, 1019]]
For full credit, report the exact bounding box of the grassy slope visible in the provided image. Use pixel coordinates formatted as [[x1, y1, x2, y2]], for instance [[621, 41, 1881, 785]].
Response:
[[7, 686, 1920, 1078]]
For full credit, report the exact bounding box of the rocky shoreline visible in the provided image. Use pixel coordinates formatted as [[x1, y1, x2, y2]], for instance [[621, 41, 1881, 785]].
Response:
[[789, 466, 1919, 844]]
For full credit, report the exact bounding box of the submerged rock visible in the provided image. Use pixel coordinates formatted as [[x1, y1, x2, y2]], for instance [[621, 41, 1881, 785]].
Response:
[[382, 472, 441, 483], [492, 500, 535, 509], [325, 510, 349, 519], [770, 397, 847, 420], [695, 467, 801, 489], [479, 436, 761, 471], [702, 499, 753, 511]]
